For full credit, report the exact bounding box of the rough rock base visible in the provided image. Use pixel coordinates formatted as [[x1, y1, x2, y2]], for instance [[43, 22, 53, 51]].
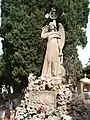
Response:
[[15, 74, 88, 120]]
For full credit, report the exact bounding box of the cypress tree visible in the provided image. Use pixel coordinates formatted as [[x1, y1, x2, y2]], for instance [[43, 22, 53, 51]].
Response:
[[0, 0, 89, 90]]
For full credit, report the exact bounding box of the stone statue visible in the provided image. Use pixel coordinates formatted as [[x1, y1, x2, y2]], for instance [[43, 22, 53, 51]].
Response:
[[41, 20, 65, 80]]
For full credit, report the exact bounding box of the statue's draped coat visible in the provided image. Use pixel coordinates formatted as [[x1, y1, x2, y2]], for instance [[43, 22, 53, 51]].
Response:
[[41, 22, 65, 79]]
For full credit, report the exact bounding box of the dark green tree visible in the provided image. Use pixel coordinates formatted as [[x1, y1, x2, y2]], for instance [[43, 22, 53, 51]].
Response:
[[0, 55, 6, 86], [0, 56, 3, 80], [0, 0, 89, 90]]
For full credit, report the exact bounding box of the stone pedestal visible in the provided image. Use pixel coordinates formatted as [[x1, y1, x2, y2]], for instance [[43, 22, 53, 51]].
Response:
[[15, 74, 88, 120]]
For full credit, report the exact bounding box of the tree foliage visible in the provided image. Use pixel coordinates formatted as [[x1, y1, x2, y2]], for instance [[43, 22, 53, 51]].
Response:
[[0, 56, 3, 77], [0, 55, 6, 85], [0, 0, 89, 89]]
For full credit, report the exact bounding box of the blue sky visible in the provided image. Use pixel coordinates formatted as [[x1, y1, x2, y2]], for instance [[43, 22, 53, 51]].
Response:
[[0, 2, 90, 67]]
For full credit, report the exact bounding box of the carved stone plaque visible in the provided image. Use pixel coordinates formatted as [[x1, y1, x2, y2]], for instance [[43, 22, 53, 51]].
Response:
[[29, 91, 56, 110]]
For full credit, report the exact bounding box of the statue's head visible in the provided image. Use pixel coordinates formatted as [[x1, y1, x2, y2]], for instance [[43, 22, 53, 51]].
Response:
[[49, 22, 57, 31]]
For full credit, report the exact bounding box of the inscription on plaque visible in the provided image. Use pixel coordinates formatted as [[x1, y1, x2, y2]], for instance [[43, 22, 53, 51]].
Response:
[[29, 91, 56, 110]]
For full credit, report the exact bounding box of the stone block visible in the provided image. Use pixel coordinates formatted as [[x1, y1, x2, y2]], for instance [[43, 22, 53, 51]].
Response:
[[29, 91, 56, 110]]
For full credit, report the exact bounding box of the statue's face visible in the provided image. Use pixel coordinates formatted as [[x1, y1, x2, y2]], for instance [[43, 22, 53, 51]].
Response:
[[49, 24, 55, 30]]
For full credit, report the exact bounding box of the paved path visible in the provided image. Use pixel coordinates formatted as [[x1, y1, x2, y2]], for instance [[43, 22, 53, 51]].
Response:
[[0, 110, 4, 117], [88, 109, 90, 120], [0, 107, 5, 118]]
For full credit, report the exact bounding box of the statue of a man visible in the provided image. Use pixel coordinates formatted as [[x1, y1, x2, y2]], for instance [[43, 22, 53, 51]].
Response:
[[41, 20, 65, 80]]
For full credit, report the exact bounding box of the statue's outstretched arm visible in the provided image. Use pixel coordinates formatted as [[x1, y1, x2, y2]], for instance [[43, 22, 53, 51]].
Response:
[[41, 25, 48, 39]]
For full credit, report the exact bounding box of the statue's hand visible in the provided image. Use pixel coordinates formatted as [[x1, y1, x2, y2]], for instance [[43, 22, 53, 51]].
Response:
[[42, 25, 48, 32]]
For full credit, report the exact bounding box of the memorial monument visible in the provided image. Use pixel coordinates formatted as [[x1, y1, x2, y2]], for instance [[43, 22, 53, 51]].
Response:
[[15, 7, 88, 120]]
